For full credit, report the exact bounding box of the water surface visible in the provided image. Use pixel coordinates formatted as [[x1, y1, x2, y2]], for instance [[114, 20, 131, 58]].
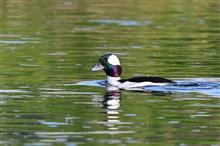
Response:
[[1, 1, 220, 146]]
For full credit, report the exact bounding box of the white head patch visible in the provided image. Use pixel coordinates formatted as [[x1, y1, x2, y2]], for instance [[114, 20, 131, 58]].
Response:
[[107, 55, 120, 65]]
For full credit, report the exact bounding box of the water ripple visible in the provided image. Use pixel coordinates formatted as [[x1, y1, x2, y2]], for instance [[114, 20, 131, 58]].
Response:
[[90, 19, 152, 26], [41, 91, 99, 95], [35, 131, 135, 136], [0, 90, 30, 93]]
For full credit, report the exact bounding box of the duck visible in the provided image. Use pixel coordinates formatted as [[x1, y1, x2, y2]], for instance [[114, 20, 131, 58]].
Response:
[[91, 54, 175, 89]]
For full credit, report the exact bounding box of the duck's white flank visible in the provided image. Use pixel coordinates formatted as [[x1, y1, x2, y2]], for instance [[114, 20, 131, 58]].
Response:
[[107, 76, 169, 89]]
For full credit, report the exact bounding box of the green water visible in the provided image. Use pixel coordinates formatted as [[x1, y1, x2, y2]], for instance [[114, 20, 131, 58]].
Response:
[[1, 0, 220, 146]]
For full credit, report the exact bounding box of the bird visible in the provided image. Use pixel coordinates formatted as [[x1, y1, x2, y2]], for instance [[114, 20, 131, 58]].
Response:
[[91, 54, 175, 89]]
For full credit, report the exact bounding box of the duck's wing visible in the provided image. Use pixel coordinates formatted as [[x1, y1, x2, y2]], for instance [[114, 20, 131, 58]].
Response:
[[119, 76, 174, 83]]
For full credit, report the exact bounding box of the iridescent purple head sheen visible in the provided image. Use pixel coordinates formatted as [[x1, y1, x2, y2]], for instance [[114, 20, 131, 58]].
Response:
[[92, 54, 122, 77], [104, 65, 122, 77]]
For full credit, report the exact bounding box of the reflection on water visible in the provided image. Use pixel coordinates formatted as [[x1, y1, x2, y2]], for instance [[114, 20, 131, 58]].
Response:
[[1, 0, 220, 145], [1, 82, 220, 145], [92, 89, 122, 131]]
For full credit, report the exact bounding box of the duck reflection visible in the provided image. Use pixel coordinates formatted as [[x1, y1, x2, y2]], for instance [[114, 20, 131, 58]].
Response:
[[91, 86, 172, 131], [92, 87, 121, 130]]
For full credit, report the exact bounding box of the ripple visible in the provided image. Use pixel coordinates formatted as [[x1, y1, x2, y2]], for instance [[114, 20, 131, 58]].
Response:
[[41, 91, 99, 95], [89, 120, 133, 125], [0, 90, 29, 93], [35, 131, 135, 136], [38, 120, 68, 127], [0, 34, 21, 37], [0, 39, 40, 44], [19, 64, 44, 67], [124, 114, 137, 117], [68, 80, 106, 87], [24, 143, 51, 146], [39, 88, 65, 91], [48, 52, 67, 56], [168, 121, 180, 124], [0, 40, 27, 44], [90, 19, 152, 26]]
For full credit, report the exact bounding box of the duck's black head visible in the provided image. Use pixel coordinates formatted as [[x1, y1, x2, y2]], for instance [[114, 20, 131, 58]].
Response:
[[91, 54, 122, 77]]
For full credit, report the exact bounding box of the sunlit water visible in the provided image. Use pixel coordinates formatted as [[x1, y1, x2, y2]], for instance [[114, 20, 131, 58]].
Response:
[[1, 1, 220, 146]]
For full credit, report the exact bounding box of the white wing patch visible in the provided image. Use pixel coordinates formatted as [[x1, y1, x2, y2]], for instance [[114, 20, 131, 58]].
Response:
[[108, 55, 120, 65]]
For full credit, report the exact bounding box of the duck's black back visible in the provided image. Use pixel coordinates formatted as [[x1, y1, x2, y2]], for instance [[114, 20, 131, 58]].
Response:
[[119, 76, 174, 83]]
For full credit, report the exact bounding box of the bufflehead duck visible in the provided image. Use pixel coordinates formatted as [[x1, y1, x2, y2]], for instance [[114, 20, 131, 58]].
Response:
[[91, 54, 174, 89]]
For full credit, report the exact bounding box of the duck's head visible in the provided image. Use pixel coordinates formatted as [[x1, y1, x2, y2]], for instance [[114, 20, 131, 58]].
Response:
[[91, 54, 122, 77]]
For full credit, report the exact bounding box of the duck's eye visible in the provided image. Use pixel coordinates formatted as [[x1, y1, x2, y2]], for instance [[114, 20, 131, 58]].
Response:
[[99, 58, 105, 66], [99, 57, 106, 66]]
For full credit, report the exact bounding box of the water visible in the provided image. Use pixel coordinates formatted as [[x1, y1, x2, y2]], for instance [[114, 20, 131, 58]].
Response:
[[1, 0, 220, 146]]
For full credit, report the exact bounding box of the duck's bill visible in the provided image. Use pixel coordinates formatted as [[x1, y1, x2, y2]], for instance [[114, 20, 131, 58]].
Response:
[[91, 63, 104, 71]]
